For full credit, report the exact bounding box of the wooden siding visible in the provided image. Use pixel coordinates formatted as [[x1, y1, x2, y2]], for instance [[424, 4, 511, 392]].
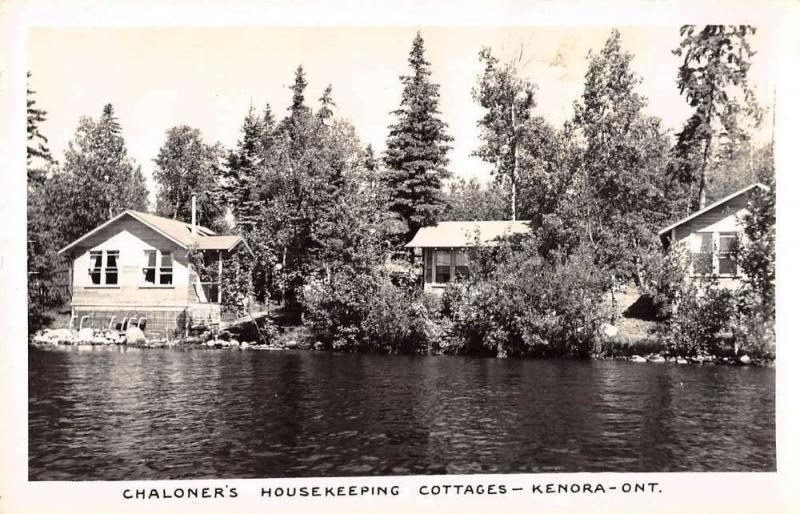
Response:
[[69, 215, 195, 308], [671, 193, 750, 290]]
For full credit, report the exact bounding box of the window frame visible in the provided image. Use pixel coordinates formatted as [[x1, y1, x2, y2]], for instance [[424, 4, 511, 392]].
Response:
[[717, 232, 739, 277], [87, 250, 120, 287], [142, 249, 175, 288], [689, 230, 740, 278]]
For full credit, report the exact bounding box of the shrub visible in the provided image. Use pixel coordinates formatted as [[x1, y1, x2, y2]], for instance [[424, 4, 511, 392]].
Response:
[[662, 284, 737, 357], [447, 245, 605, 358], [303, 268, 440, 354]]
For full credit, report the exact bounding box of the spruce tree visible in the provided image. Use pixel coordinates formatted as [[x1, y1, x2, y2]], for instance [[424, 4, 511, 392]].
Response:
[[383, 32, 452, 241], [26, 72, 54, 185], [58, 103, 149, 242], [223, 105, 264, 230]]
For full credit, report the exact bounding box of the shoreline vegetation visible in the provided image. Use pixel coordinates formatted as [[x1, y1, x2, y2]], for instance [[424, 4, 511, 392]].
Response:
[[28, 28, 775, 366]]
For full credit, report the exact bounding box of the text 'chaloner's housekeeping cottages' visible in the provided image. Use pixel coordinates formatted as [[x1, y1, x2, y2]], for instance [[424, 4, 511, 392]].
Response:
[[405, 220, 532, 291], [58, 210, 252, 338], [658, 183, 768, 289]]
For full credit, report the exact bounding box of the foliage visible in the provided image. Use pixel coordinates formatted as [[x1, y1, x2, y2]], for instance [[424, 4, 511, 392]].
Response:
[[671, 25, 761, 210], [736, 181, 775, 314], [383, 32, 453, 241], [54, 104, 149, 245], [445, 240, 605, 358], [27, 72, 55, 185], [153, 125, 228, 230], [472, 46, 539, 220], [443, 177, 508, 221], [662, 285, 737, 357], [568, 29, 678, 287]]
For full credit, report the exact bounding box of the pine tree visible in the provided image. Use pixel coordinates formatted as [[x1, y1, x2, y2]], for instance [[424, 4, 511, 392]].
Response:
[[383, 32, 452, 241], [672, 25, 760, 210]]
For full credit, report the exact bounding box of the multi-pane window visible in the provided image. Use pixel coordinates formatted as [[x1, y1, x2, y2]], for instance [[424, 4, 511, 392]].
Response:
[[690, 231, 740, 276], [143, 250, 174, 285], [435, 250, 451, 283], [692, 232, 714, 275], [718, 233, 738, 275], [455, 251, 469, 279], [88, 250, 119, 285], [425, 249, 433, 284]]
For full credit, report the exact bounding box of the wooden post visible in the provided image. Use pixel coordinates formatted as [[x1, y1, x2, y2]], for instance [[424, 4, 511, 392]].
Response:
[[218, 250, 223, 304]]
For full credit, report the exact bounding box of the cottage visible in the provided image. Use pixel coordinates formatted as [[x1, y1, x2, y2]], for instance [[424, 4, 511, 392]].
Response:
[[405, 220, 532, 291], [57, 209, 251, 337], [658, 183, 767, 289]]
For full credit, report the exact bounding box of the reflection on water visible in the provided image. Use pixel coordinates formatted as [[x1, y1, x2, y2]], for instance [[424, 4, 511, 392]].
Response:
[[28, 346, 775, 480]]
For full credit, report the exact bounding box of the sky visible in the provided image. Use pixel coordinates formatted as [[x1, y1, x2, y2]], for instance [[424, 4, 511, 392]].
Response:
[[28, 26, 776, 199]]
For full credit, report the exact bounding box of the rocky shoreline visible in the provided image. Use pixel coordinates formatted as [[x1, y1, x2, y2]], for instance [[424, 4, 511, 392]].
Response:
[[30, 325, 771, 367]]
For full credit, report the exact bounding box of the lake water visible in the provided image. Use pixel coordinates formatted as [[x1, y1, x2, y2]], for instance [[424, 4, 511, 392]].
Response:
[[28, 346, 775, 480]]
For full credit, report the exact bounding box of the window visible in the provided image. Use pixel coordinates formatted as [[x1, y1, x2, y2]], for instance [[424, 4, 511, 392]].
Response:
[[88, 250, 118, 285], [690, 231, 740, 277], [143, 250, 174, 286], [455, 251, 469, 280], [718, 233, 738, 275], [105, 251, 119, 285], [89, 251, 103, 285], [692, 232, 714, 276], [160, 251, 173, 285], [425, 249, 433, 284], [435, 250, 451, 284]]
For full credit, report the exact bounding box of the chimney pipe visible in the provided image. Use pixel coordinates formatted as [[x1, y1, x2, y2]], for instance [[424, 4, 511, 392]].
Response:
[[191, 193, 197, 236]]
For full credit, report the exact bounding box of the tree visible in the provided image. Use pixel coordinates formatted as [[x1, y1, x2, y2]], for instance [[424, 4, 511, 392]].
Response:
[[383, 32, 452, 241], [473, 46, 537, 220], [672, 25, 761, 210], [222, 105, 267, 230], [27, 72, 55, 185], [57, 103, 149, 244], [569, 29, 676, 292], [153, 125, 226, 229], [737, 179, 775, 315], [443, 177, 508, 221]]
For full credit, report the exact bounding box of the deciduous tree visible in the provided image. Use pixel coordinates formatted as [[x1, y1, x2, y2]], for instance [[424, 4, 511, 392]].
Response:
[[672, 25, 761, 210], [153, 125, 226, 229]]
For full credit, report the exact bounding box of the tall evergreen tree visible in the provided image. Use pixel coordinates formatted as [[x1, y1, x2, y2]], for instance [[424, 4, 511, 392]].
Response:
[[58, 103, 149, 243], [383, 32, 452, 241], [26, 72, 55, 185], [672, 25, 760, 210], [223, 105, 266, 230], [472, 47, 537, 220]]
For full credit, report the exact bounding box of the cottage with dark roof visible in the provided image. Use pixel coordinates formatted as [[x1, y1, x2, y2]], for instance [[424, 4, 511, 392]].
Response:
[[57, 208, 252, 338]]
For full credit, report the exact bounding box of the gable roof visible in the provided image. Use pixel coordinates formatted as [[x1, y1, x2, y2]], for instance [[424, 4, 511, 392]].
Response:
[[405, 220, 532, 248], [658, 183, 769, 238], [58, 210, 248, 255]]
